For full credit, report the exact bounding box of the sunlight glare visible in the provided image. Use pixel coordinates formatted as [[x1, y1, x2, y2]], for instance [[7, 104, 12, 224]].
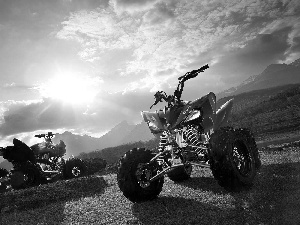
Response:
[[40, 73, 100, 105]]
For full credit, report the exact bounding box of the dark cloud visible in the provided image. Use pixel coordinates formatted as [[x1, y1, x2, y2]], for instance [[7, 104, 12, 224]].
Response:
[[63, 0, 110, 11], [292, 36, 300, 52], [113, 0, 156, 8], [235, 26, 291, 62], [227, 10, 247, 25], [89, 90, 155, 126], [0, 90, 157, 137], [0, 99, 81, 136], [143, 1, 175, 25], [211, 26, 293, 85]]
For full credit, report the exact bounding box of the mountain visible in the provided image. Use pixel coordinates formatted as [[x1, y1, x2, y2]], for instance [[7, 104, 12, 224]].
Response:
[[0, 120, 155, 170], [217, 58, 300, 99], [217, 83, 300, 142], [290, 58, 300, 67], [121, 122, 154, 144], [52, 120, 154, 158], [97, 120, 135, 147]]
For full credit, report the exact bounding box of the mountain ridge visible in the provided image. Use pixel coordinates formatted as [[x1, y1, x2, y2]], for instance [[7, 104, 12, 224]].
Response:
[[52, 120, 154, 158], [0, 120, 155, 170], [217, 58, 300, 99]]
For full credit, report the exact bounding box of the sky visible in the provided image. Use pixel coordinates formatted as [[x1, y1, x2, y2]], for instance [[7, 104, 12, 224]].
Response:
[[0, 0, 300, 149]]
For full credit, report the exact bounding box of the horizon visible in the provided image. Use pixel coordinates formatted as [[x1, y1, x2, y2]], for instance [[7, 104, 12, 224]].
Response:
[[0, 0, 300, 149]]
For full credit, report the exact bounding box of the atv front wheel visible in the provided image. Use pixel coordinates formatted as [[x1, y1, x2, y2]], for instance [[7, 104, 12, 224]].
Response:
[[63, 158, 88, 179], [209, 127, 260, 192], [10, 161, 42, 190], [167, 163, 192, 182], [117, 148, 164, 202], [0, 168, 9, 192]]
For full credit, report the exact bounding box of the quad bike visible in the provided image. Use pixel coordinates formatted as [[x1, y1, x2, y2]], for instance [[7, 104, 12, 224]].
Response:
[[117, 64, 261, 202], [0, 132, 87, 190]]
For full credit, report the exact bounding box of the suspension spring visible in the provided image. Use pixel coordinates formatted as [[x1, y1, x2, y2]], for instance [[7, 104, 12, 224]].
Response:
[[184, 126, 205, 155]]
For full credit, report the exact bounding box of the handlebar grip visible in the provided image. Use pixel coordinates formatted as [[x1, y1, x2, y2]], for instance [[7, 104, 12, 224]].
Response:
[[178, 64, 209, 81], [199, 64, 209, 71]]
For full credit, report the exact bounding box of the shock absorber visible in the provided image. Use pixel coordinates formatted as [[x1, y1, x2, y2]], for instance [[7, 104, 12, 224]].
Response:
[[184, 126, 205, 156], [157, 132, 168, 152]]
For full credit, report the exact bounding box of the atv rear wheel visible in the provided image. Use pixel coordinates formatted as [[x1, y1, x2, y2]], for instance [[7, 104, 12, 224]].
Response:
[[117, 148, 164, 203], [63, 158, 88, 179], [10, 161, 42, 190], [209, 127, 260, 192], [167, 163, 192, 182]]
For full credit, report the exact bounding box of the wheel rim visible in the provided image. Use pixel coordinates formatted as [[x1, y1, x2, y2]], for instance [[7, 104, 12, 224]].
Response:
[[184, 164, 192, 176], [135, 163, 153, 188], [232, 140, 253, 177], [72, 166, 81, 177], [24, 169, 36, 186]]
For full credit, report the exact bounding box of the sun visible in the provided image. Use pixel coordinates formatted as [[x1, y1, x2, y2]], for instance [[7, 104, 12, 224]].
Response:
[[40, 73, 100, 105]]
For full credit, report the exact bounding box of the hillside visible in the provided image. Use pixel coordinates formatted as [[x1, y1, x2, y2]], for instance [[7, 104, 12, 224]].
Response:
[[78, 138, 160, 164], [219, 84, 300, 141], [217, 58, 300, 99]]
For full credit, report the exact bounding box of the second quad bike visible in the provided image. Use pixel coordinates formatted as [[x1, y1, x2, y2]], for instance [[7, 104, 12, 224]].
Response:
[[117, 64, 261, 202], [0, 132, 87, 190]]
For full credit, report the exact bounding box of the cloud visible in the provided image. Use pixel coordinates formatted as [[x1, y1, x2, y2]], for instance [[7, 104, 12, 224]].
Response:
[[0, 84, 40, 102], [234, 26, 292, 64], [0, 99, 81, 136], [54, 0, 300, 97], [204, 26, 293, 87], [0, 89, 157, 137], [143, 1, 176, 25], [291, 36, 300, 52], [110, 0, 159, 13]]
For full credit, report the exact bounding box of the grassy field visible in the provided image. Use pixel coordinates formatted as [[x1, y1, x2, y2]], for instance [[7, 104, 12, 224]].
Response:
[[1, 147, 300, 225]]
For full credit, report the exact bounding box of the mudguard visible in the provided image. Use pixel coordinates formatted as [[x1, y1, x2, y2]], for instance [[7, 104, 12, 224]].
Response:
[[141, 111, 167, 136], [214, 99, 233, 130]]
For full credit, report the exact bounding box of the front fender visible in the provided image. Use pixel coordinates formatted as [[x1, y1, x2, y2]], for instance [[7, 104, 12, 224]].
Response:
[[141, 111, 166, 135], [214, 99, 233, 131]]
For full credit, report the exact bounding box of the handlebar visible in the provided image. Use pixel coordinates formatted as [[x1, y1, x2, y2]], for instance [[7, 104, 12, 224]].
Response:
[[150, 64, 209, 108], [178, 64, 209, 82], [34, 132, 54, 139]]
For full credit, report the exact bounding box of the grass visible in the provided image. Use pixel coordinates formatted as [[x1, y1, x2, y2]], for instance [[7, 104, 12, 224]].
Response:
[[1, 147, 300, 225]]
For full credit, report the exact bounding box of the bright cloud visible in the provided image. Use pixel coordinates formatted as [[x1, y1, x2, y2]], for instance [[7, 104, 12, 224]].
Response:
[[56, 0, 300, 91]]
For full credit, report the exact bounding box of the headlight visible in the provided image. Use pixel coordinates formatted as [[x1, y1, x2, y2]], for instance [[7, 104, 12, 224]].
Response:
[[148, 122, 159, 130]]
